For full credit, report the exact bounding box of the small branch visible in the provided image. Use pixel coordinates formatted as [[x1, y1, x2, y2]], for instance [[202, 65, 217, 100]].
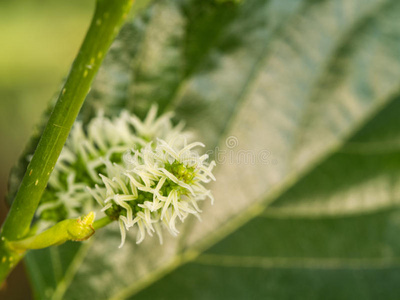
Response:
[[0, 0, 134, 283], [93, 216, 114, 230], [8, 212, 96, 252]]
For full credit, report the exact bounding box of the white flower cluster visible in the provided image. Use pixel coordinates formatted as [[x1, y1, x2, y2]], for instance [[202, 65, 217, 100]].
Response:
[[88, 138, 216, 247], [38, 106, 185, 221], [38, 106, 216, 247]]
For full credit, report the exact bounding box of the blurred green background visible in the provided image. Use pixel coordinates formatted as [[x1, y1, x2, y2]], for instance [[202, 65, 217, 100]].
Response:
[[0, 0, 92, 298]]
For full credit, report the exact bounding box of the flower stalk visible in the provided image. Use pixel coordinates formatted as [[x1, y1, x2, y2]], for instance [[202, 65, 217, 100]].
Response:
[[0, 0, 134, 284], [7, 212, 96, 252]]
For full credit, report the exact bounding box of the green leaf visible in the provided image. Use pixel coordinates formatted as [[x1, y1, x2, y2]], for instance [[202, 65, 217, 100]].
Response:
[[21, 0, 400, 298]]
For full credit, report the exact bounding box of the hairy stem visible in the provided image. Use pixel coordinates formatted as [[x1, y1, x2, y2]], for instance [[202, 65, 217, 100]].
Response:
[[0, 0, 134, 283]]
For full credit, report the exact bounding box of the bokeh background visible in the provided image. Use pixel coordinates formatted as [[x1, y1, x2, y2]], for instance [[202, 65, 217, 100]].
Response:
[[0, 1, 92, 298]]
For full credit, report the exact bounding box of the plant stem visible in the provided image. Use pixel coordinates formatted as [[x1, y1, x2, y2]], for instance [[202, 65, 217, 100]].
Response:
[[93, 216, 114, 230], [8, 212, 96, 251], [0, 0, 134, 283]]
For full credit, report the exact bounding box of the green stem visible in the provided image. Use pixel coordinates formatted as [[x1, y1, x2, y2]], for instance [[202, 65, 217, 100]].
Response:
[[2, 215, 113, 262], [0, 0, 134, 283], [8, 212, 96, 252], [93, 216, 114, 230]]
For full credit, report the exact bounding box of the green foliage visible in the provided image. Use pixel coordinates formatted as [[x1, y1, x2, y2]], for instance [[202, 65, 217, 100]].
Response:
[[10, 0, 400, 298]]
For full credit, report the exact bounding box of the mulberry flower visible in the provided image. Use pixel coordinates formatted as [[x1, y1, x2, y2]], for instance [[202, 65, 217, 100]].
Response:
[[88, 138, 216, 247], [38, 106, 187, 223], [37, 105, 216, 248]]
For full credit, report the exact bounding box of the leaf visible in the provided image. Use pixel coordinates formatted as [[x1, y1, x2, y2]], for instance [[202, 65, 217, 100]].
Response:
[[21, 0, 400, 299]]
